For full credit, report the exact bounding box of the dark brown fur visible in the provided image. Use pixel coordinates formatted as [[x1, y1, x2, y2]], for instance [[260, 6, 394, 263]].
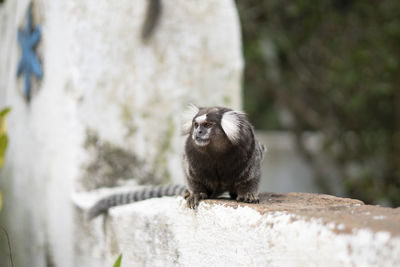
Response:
[[87, 106, 265, 219], [183, 106, 265, 208]]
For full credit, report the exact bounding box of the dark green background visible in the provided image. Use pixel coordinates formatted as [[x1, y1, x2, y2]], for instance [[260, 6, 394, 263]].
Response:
[[237, 0, 400, 206]]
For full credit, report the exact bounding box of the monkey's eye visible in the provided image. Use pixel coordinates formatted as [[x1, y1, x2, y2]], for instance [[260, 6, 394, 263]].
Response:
[[194, 122, 199, 128], [204, 122, 213, 128]]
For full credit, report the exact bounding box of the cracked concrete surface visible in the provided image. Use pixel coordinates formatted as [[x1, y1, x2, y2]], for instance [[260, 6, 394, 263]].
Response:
[[75, 191, 400, 266]]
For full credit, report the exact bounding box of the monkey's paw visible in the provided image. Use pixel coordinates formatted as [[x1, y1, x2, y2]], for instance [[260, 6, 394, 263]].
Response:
[[184, 191, 208, 209], [237, 193, 259, 204]]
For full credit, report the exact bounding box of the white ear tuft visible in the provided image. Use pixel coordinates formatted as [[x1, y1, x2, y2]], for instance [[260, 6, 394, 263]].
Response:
[[221, 110, 245, 144], [181, 103, 199, 135]]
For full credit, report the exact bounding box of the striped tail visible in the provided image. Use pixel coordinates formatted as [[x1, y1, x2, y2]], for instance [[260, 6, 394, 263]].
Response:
[[88, 184, 187, 220]]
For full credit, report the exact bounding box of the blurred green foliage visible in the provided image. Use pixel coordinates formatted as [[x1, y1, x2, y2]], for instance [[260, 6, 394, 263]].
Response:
[[0, 107, 11, 212], [237, 0, 400, 206], [0, 107, 11, 170], [113, 254, 122, 267]]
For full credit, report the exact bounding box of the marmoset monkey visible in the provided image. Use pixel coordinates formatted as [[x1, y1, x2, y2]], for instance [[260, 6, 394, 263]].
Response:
[[88, 105, 265, 219]]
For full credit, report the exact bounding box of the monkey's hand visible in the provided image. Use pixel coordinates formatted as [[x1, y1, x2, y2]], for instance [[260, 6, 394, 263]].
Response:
[[183, 190, 208, 209], [237, 192, 260, 204]]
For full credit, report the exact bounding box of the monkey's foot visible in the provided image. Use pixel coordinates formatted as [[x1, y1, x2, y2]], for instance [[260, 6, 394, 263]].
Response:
[[237, 193, 259, 204], [183, 189, 190, 199], [184, 191, 208, 209]]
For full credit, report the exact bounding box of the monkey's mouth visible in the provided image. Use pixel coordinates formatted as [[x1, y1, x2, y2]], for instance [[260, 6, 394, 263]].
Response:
[[194, 137, 210, 147]]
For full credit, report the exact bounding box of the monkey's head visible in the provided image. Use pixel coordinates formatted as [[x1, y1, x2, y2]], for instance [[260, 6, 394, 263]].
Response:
[[182, 104, 246, 152]]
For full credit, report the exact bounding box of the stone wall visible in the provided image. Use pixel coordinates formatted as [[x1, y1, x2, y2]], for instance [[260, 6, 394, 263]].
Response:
[[0, 0, 242, 266], [74, 192, 400, 267]]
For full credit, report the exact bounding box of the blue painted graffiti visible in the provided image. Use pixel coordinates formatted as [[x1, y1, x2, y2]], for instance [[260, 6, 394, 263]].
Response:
[[17, 3, 42, 102]]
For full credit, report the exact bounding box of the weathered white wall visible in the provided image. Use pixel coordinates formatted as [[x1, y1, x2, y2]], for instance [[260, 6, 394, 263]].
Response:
[[65, 0, 243, 190], [74, 193, 400, 267], [0, 0, 243, 266]]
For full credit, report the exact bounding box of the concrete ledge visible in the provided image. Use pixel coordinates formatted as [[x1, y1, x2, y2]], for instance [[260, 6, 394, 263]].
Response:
[[74, 192, 400, 266]]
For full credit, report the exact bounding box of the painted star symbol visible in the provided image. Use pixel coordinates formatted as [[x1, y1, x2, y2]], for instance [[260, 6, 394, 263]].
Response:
[[17, 4, 43, 102]]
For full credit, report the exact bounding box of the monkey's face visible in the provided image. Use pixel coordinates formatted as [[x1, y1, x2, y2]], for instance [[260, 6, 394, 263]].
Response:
[[190, 109, 232, 151], [191, 114, 214, 147], [183, 104, 245, 151]]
